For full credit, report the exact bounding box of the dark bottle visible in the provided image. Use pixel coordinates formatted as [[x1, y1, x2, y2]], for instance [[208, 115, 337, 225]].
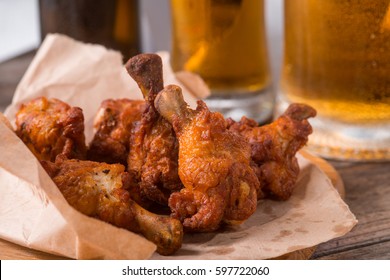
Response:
[[39, 0, 140, 61]]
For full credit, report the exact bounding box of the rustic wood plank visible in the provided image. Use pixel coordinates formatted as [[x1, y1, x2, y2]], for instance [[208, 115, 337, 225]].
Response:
[[312, 161, 390, 259], [314, 240, 390, 260], [0, 238, 67, 260], [313, 211, 390, 259]]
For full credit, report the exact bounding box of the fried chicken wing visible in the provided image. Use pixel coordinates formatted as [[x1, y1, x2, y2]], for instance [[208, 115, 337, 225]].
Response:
[[88, 99, 146, 165], [227, 104, 316, 200], [155, 85, 259, 232], [15, 97, 87, 161], [125, 54, 182, 206], [41, 157, 183, 255]]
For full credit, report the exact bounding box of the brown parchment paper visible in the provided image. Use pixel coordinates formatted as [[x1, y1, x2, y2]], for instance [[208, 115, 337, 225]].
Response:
[[0, 34, 357, 260]]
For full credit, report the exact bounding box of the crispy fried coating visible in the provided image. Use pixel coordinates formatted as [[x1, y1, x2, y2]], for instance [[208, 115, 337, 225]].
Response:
[[227, 104, 316, 200], [155, 85, 259, 232], [125, 54, 182, 206], [41, 157, 183, 255], [15, 97, 87, 161], [88, 99, 146, 165]]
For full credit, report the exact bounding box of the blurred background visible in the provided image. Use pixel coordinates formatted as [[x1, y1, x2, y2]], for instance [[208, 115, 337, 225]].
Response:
[[0, 0, 283, 81]]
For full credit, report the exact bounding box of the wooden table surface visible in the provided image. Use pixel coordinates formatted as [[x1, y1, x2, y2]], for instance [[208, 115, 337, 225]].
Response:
[[1, 52, 390, 260]]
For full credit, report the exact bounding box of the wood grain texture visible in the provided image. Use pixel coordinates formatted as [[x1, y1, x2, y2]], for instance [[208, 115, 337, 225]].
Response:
[[311, 161, 390, 259], [0, 238, 67, 260]]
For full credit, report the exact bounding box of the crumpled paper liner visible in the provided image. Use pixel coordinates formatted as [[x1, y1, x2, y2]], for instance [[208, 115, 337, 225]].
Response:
[[0, 34, 357, 259]]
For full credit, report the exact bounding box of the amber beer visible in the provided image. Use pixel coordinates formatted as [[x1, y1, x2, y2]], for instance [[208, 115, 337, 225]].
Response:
[[170, 0, 270, 95], [281, 0, 390, 124]]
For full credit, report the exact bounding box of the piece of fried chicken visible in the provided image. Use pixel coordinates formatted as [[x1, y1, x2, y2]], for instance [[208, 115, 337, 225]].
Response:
[[125, 54, 182, 206], [155, 85, 260, 232], [41, 156, 183, 255], [227, 104, 316, 200], [15, 97, 87, 161], [88, 99, 146, 165]]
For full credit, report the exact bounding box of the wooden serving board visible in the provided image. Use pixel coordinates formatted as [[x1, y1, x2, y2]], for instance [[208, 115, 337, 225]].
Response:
[[0, 151, 344, 260]]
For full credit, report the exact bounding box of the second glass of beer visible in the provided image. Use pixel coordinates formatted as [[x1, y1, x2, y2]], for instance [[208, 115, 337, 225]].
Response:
[[170, 0, 273, 123], [279, 0, 390, 161]]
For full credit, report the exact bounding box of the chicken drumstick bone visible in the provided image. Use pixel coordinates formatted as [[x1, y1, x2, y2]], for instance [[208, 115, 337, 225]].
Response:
[[125, 54, 182, 206], [155, 85, 260, 232], [42, 157, 183, 255]]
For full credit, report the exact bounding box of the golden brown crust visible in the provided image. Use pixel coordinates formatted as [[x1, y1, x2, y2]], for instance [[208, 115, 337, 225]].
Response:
[[15, 97, 87, 161], [88, 98, 146, 165], [125, 54, 182, 206], [227, 103, 316, 200], [41, 157, 183, 255], [156, 86, 259, 232]]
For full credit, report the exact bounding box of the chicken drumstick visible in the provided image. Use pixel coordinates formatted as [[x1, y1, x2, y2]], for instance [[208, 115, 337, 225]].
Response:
[[41, 156, 183, 255], [227, 104, 316, 200], [125, 54, 182, 206], [155, 85, 260, 232], [88, 98, 146, 165], [15, 97, 87, 162]]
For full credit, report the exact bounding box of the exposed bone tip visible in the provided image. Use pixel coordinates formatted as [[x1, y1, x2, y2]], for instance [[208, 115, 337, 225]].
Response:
[[125, 53, 164, 100], [125, 53, 162, 77], [156, 218, 184, 255], [155, 85, 183, 107], [155, 85, 187, 123]]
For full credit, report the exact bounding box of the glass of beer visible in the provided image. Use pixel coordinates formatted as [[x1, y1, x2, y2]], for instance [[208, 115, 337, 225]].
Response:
[[170, 0, 274, 123], [39, 0, 140, 61], [278, 0, 390, 161]]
